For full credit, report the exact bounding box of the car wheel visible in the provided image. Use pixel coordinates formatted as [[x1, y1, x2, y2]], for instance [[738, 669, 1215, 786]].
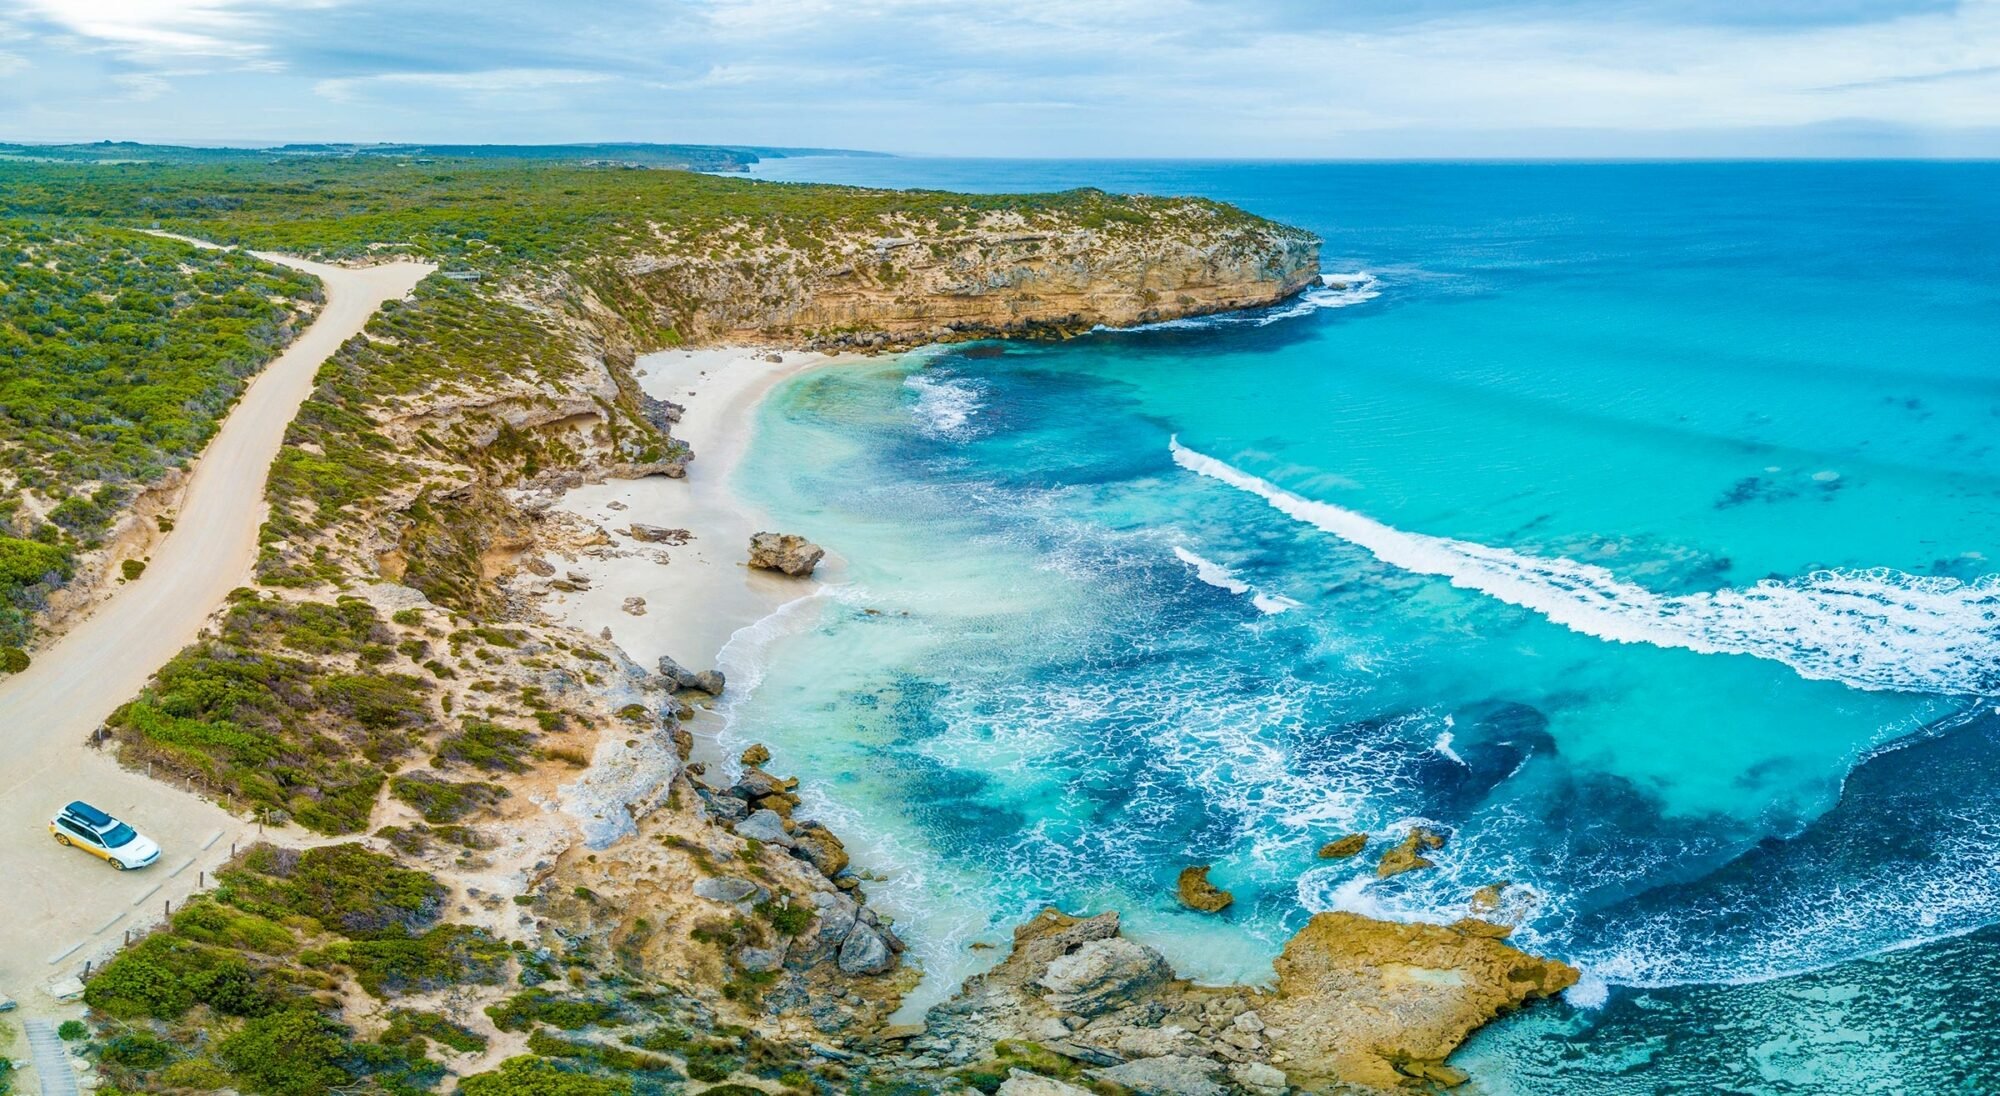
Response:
[[55, 834, 72, 847]]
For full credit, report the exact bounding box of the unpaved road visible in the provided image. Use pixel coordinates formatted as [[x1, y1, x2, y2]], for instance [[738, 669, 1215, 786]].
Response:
[[0, 247, 431, 1018]]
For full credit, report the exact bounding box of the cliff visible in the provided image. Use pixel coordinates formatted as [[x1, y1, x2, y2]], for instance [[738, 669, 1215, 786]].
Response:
[[616, 196, 1321, 348]]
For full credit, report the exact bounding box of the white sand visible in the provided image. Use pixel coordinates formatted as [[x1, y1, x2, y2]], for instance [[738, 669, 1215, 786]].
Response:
[[538, 347, 853, 688]]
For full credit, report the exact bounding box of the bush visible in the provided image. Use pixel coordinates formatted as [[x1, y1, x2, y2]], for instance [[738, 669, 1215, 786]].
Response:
[[216, 1007, 354, 1096], [0, 647, 27, 674], [56, 1019, 86, 1040], [84, 934, 271, 1020], [389, 772, 507, 823], [309, 924, 511, 998], [457, 1056, 632, 1096], [221, 843, 444, 938], [98, 1032, 174, 1070], [120, 559, 145, 581], [485, 989, 616, 1032]]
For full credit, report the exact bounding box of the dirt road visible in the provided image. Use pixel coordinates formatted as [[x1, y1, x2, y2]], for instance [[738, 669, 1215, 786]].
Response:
[[0, 247, 432, 1018]]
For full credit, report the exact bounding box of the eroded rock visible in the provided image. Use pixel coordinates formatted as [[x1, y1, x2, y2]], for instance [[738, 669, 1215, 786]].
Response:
[[1317, 833, 1368, 859], [1376, 825, 1447, 878], [626, 524, 692, 544], [1038, 938, 1173, 1017], [1261, 911, 1579, 1091], [749, 531, 825, 576], [1175, 865, 1233, 913]]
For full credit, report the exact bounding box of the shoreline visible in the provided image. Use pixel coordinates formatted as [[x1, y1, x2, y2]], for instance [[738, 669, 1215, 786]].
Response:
[[530, 345, 861, 756]]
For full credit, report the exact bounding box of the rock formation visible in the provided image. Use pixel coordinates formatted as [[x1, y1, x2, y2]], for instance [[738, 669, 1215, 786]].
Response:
[[1377, 825, 1448, 878], [1176, 865, 1234, 913], [749, 531, 825, 576], [1317, 833, 1368, 859], [1262, 912, 1580, 1089]]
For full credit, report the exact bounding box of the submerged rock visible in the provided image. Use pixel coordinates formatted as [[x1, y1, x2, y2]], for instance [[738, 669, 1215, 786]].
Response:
[[1317, 833, 1368, 859], [749, 531, 825, 576], [1376, 825, 1447, 879], [1262, 911, 1580, 1091], [1175, 865, 1234, 913]]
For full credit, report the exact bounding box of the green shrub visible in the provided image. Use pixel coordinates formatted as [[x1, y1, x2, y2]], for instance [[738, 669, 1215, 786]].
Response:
[[0, 647, 27, 674], [485, 989, 616, 1032], [432, 718, 534, 772], [309, 924, 511, 998], [98, 1032, 173, 1069], [389, 772, 508, 822], [216, 1007, 354, 1096], [220, 843, 443, 938], [381, 1008, 489, 1054], [457, 1056, 632, 1096], [83, 934, 273, 1020], [56, 1019, 86, 1040], [120, 559, 145, 581]]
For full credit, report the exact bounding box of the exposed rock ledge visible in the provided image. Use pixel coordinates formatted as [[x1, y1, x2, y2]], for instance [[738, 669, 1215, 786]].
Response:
[[922, 907, 1578, 1093]]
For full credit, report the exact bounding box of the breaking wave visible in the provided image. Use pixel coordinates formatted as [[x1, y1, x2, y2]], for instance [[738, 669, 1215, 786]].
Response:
[[1172, 545, 1299, 614], [905, 371, 985, 439], [1171, 439, 2000, 696], [1100, 271, 1380, 333]]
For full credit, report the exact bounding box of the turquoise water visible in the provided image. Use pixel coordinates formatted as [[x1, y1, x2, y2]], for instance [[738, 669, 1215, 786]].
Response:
[[725, 160, 2000, 1087]]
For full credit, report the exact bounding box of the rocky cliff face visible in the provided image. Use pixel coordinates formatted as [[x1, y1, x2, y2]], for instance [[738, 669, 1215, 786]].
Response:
[[618, 199, 1322, 348]]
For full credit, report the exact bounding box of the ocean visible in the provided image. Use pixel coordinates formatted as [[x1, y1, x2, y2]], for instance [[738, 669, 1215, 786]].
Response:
[[720, 159, 2000, 1090]]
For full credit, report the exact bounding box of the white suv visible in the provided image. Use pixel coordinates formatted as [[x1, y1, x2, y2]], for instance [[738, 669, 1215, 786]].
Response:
[[50, 800, 161, 870]]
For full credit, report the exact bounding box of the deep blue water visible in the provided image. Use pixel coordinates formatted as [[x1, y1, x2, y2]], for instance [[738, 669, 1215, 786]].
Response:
[[726, 159, 2000, 1090]]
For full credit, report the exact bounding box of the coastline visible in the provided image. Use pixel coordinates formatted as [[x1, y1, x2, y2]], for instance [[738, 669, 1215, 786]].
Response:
[[530, 345, 858, 754]]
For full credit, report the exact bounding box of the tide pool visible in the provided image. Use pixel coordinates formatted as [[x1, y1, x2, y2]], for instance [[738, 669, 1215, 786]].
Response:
[[720, 160, 2000, 1086]]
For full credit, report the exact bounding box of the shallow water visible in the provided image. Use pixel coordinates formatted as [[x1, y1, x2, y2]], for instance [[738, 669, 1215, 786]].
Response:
[[723, 159, 2000, 1085]]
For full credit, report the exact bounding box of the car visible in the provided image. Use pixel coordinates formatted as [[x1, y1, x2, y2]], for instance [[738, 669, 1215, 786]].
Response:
[[49, 800, 160, 870]]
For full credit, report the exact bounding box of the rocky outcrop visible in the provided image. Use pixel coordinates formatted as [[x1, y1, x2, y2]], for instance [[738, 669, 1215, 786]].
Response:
[[656, 653, 725, 695], [1377, 825, 1447, 879], [1318, 833, 1368, 860], [749, 531, 825, 576], [1263, 912, 1580, 1090], [620, 198, 1322, 349], [1176, 865, 1234, 913]]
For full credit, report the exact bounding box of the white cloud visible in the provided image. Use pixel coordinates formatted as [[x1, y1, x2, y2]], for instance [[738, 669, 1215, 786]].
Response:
[[12, 0, 339, 62], [315, 67, 613, 105]]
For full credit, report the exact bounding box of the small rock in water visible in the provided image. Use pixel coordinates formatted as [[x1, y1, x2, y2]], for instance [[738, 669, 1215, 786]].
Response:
[[740, 743, 772, 766], [1176, 865, 1234, 913], [607, 500, 628, 511], [1376, 825, 1447, 879], [621, 596, 647, 616], [1317, 833, 1368, 859], [748, 531, 825, 576]]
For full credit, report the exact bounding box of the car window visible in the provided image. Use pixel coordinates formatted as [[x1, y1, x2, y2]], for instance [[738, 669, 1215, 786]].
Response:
[[101, 822, 137, 848], [59, 818, 97, 842]]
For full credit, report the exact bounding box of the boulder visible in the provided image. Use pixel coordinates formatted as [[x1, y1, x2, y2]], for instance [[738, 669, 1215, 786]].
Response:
[[997, 1070, 1096, 1096], [1317, 833, 1367, 859], [732, 768, 799, 799], [740, 743, 772, 766], [791, 821, 851, 878], [1175, 865, 1233, 913], [1376, 825, 1447, 879], [736, 946, 785, 973], [621, 596, 647, 616], [735, 808, 795, 847], [692, 876, 761, 905], [1229, 1061, 1288, 1096], [657, 654, 725, 695], [748, 531, 825, 576], [1091, 1055, 1227, 1096], [1469, 881, 1510, 913], [839, 923, 895, 975], [627, 524, 693, 545], [1037, 938, 1173, 1017]]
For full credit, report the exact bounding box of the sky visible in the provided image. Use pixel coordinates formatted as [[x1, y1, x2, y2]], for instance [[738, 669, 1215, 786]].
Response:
[[2, 0, 1999, 157]]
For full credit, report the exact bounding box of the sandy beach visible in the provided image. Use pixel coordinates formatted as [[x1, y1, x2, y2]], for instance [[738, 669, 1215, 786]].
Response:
[[533, 346, 853, 717]]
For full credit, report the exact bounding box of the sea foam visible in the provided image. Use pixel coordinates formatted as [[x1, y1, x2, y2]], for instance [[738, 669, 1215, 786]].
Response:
[[905, 371, 985, 439], [1171, 439, 2000, 696], [1099, 271, 1380, 333], [1172, 545, 1298, 613]]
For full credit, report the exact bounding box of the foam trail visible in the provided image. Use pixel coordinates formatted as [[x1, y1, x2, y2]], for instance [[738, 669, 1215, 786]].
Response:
[[1100, 272, 1380, 333], [1171, 438, 2000, 695], [1173, 545, 1300, 615], [905, 372, 985, 439], [1172, 546, 1251, 594]]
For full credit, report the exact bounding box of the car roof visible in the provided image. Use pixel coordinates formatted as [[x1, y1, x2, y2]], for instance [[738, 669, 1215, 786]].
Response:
[[63, 801, 115, 826]]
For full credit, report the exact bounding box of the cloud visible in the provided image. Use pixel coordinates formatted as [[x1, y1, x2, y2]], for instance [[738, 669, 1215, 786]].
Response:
[[13, 0, 340, 63], [3, 0, 1999, 155], [315, 67, 613, 105]]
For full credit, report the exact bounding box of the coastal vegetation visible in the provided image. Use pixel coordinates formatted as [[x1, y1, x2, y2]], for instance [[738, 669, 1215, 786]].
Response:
[[0, 221, 317, 645]]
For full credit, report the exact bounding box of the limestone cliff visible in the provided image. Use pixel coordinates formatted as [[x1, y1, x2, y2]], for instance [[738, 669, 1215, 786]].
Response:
[[616, 195, 1322, 348]]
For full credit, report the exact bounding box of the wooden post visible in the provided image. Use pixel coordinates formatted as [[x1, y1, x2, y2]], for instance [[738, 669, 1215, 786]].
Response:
[[164, 898, 172, 917], [198, 870, 204, 888]]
